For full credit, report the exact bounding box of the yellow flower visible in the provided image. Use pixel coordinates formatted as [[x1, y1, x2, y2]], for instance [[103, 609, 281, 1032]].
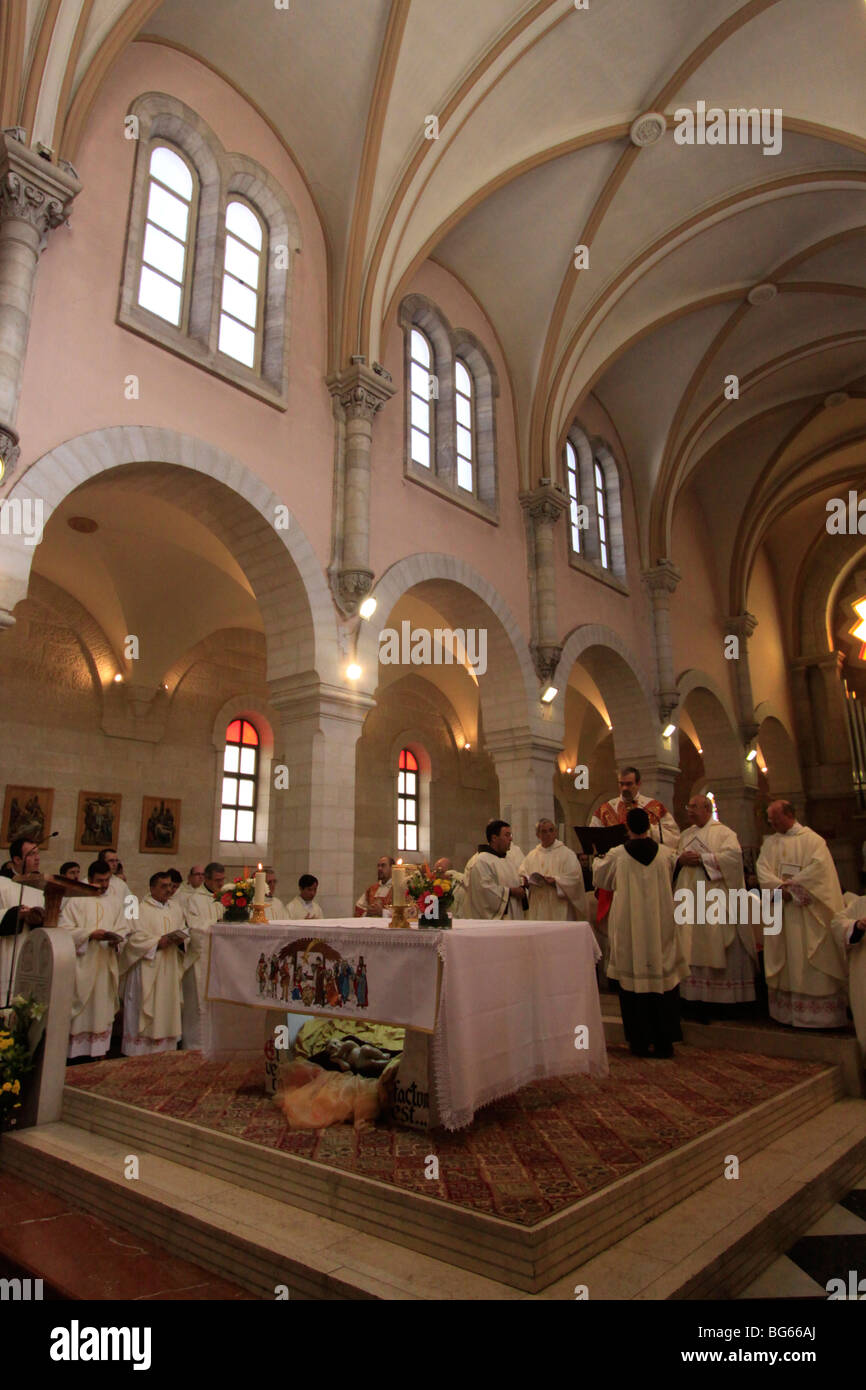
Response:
[[11, 1080, 20, 1094], [1, 1082, 10, 1092]]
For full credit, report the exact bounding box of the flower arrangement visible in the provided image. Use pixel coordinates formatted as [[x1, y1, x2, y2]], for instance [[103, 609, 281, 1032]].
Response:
[[0, 995, 46, 1132], [406, 864, 455, 928], [220, 876, 255, 922]]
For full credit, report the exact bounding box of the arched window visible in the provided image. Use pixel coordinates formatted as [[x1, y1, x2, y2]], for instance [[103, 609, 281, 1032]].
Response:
[[137, 144, 195, 326], [594, 460, 609, 570], [565, 438, 582, 554], [397, 748, 419, 852], [455, 359, 474, 493], [219, 199, 264, 368], [410, 328, 434, 468], [221, 718, 259, 842]]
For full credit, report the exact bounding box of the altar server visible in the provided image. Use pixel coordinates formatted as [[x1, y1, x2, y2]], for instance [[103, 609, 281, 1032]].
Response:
[[0, 838, 45, 1003], [593, 807, 687, 1057], [676, 795, 757, 1017], [757, 801, 846, 1029], [519, 819, 587, 921], [286, 874, 323, 920], [263, 867, 287, 921], [830, 897, 866, 1064], [464, 820, 527, 921], [120, 871, 187, 1056], [59, 860, 125, 1059]]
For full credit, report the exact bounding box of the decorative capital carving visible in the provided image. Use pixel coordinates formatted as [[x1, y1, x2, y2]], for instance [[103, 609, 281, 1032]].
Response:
[[520, 485, 568, 527], [531, 642, 562, 684], [333, 567, 374, 617], [327, 363, 395, 422], [0, 423, 21, 482], [0, 134, 80, 244], [724, 611, 758, 641], [642, 559, 681, 598], [657, 689, 680, 723]]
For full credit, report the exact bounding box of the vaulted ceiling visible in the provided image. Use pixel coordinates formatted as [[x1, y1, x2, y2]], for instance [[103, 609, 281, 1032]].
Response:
[[4, 0, 866, 592]]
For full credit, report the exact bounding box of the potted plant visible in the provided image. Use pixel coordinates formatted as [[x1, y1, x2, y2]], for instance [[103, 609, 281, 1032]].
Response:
[[407, 864, 456, 929], [220, 875, 255, 922]]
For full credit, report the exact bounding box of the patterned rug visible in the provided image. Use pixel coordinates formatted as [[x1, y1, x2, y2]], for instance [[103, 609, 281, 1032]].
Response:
[[65, 1048, 827, 1227]]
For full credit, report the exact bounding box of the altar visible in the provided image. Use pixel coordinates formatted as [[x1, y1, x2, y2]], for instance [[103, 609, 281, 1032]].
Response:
[[204, 918, 607, 1131]]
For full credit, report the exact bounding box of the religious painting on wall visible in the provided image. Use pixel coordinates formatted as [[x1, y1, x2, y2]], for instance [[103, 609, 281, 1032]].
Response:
[[75, 791, 122, 853], [140, 796, 181, 854], [2, 785, 54, 848]]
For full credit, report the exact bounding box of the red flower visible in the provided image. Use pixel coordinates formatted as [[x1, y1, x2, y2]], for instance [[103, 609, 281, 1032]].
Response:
[[236, 896, 248, 907], [417, 891, 434, 913], [221, 894, 232, 906], [432, 884, 444, 896]]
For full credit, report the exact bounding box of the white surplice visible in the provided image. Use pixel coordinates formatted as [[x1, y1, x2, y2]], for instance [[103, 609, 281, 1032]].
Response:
[[757, 823, 847, 1028], [593, 843, 687, 993], [59, 891, 126, 1057], [464, 845, 526, 921], [284, 895, 323, 921], [676, 820, 757, 1004], [0, 876, 44, 1004], [444, 870, 467, 920], [830, 896, 866, 1062], [263, 895, 287, 922], [120, 895, 185, 1055], [519, 840, 587, 921]]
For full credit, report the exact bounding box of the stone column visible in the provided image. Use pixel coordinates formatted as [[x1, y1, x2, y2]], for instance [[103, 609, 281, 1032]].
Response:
[[642, 560, 681, 723], [521, 484, 567, 685], [0, 132, 80, 486], [485, 731, 561, 853], [326, 362, 394, 616], [816, 651, 851, 766], [268, 674, 374, 916], [723, 612, 759, 745], [710, 775, 760, 853]]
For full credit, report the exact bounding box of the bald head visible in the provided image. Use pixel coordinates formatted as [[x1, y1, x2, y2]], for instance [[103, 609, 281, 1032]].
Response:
[[686, 795, 713, 828], [433, 858, 451, 874]]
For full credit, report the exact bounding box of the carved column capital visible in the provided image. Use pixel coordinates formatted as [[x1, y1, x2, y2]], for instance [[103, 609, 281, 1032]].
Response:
[[327, 362, 395, 421], [530, 642, 562, 684], [642, 559, 681, 599], [0, 423, 20, 482], [0, 134, 80, 245], [724, 611, 758, 642], [520, 485, 568, 528], [335, 567, 374, 615]]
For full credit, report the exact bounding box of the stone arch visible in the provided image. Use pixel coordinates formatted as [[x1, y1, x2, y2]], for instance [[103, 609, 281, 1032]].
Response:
[[797, 531, 866, 659], [755, 704, 805, 803], [355, 553, 543, 742], [557, 624, 658, 764], [1, 426, 338, 685], [676, 670, 743, 782]]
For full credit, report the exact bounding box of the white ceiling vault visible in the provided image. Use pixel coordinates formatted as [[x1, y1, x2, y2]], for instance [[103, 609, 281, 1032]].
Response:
[[6, 0, 866, 587]]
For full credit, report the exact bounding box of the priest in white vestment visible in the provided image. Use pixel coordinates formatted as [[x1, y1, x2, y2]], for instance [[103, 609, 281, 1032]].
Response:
[[464, 820, 527, 921], [101, 850, 129, 916], [179, 863, 225, 1050], [176, 864, 207, 909], [757, 801, 847, 1029], [593, 807, 687, 1057], [433, 858, 467, 919], [830, 898, 866, 1063], [286, 874, 324, 920], [520, 819, 587, 921], [120, 871, 187, 1056], [591, 767, 679, 845], [59, 860, 126, 1059], [0, 838, 45, 1004], [676, 795, 757, 1016], [263, 867, 287, 921]]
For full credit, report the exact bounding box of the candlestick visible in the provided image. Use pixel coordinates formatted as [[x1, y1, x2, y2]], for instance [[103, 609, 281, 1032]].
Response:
[[253, 866, 266, 906], [392, 865, 406, 905]]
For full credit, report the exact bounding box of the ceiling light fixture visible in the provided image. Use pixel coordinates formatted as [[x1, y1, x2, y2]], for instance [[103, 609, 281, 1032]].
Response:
[[346, 663, 361, 681], [540, 685, 558, 704], [113, 673, 123, 683], [358, 596, 377, 620], [662, 723, 676, 738], [746, 748, 758, 762]]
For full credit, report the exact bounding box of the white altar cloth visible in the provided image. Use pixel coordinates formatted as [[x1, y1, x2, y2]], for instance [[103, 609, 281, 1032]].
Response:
[[203, 918, 607, 1130]]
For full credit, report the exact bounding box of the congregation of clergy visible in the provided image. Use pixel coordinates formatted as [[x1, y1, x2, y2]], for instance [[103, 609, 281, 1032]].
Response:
[[1, 760, 864, 1071]]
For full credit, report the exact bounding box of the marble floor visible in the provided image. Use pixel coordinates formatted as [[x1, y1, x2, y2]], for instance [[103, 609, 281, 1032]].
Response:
[[738, 1170, 866, 1299]]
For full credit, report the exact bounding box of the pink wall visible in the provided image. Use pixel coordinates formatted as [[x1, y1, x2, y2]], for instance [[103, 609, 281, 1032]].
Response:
[[17, 43, 334, 565]]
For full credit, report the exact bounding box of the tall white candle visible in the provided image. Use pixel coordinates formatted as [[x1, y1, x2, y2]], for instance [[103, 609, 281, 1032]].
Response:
[[254, 864, 266, 906]]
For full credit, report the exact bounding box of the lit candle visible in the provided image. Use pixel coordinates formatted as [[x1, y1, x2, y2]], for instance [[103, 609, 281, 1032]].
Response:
[[254, 863, 266, 906], [392, 864, 406, 906]]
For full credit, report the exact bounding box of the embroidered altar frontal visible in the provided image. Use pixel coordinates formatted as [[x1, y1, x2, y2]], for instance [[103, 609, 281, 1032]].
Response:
[[207, 921, 442, 1032]]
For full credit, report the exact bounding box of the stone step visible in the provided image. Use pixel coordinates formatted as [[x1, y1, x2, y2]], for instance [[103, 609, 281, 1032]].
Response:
[[0, 1060, 846, 1294], [2, 1091, 864, 1300]]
